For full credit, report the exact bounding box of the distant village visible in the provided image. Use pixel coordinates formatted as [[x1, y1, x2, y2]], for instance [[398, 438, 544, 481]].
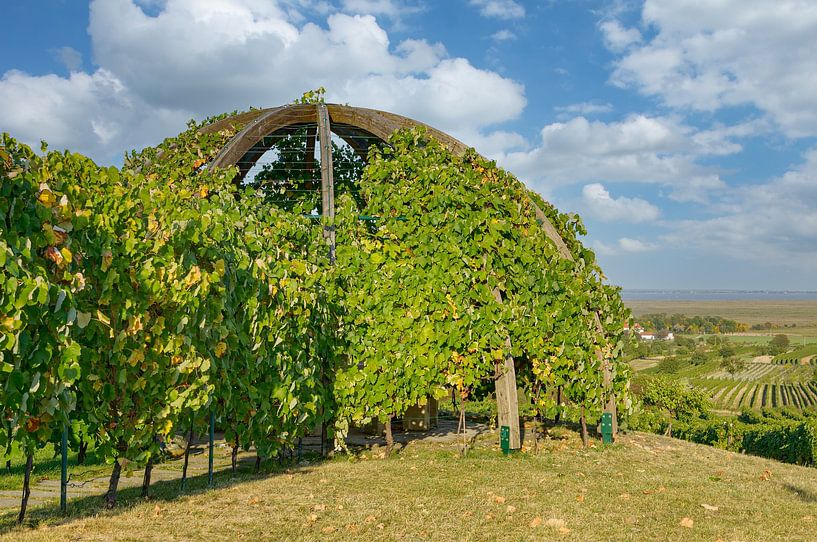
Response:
[[624, 323, 675, 341]]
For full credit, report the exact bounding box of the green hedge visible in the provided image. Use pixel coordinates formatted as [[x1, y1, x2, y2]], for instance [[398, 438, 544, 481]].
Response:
[[671, 416, 817, 466], [742, 419, 817, 465]]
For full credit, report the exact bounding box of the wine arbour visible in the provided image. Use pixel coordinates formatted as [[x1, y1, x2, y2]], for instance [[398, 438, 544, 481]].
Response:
[[0, 98, 630, 521]]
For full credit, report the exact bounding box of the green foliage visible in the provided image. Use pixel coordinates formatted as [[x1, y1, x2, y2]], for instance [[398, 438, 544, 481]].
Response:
[[636, 313, 745, 334], [1, 114, 631, 473], [294, 87, 327, 104], [689, 348, 710, 365], [742, 418, 817, 466], [0, 136, 83, 456], [331, 128, 630, 426], [770, 333, 790, 355], [654, 357, 684, 374], [641, 376, 710, 421], [720, 356, 746, 376]]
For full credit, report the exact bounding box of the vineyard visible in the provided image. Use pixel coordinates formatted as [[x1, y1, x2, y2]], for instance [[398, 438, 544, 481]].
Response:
[[773, 344, 817, 364], [0, 99, 629, 523]]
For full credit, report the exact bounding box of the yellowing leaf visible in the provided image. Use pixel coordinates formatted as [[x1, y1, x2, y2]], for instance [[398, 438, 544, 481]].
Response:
[[76, 311, 92, 328]]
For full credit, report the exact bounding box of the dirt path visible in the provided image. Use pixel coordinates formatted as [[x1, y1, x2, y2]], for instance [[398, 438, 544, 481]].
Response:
[[752, 355, 773, 364]]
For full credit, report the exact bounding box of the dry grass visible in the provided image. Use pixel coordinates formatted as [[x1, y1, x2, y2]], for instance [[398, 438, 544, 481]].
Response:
[[3, 429, 817, 541]]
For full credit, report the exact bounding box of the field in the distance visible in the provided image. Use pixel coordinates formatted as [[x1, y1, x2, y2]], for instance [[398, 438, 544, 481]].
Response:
[[3, 430, 817, 542], [627, 300, 817, 331], [628, 299, 817, 412]]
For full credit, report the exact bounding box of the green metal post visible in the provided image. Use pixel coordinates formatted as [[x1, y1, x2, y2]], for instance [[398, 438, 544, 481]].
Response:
[[208, 408, 215, 487], [601, 412, 614, 444], [500, 426, 510, 455], [60, 423, 68, 513]]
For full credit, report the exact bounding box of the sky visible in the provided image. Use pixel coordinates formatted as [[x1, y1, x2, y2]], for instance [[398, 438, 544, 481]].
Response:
[[1, 0, 816, 291]]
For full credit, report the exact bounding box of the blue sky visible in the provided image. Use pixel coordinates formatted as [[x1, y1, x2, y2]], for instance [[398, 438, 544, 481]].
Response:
[[2, 0, 816, 290]]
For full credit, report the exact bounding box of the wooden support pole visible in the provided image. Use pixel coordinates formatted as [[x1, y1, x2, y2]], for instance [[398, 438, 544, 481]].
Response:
[[492, 288, 521, 450], [317, 103, 336, 263], [594, 312, 618, 439], [317, 103, 336, 456]]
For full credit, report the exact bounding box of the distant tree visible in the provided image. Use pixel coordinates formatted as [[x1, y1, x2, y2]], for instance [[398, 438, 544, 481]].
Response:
[[641, 377, 711, 436], [690, 349, 709, 366], [769, 334, 790, 355], [675, 336, 696, 349], [655, 357, 683, 374], [718, 343, 736, 359], [720, 356, 746, 376]]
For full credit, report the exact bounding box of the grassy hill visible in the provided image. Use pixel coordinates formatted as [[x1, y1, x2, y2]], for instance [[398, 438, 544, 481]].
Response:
[[2, 429, 817, 541]]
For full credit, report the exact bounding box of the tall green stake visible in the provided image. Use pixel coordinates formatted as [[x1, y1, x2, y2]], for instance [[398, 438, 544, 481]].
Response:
[[208, 408, 215, 487], [60, 423, 68, 513]]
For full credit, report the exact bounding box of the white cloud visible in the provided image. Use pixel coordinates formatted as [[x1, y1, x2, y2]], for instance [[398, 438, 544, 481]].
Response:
[[555, 101, 613, 117], [490, 29, 516, 42], [608, 0, 817, 137], [663, 146, 817, 268], [0, 0, 526, 164], [340, 0, 422, 18], [495, 114, 738, 202], [581, 183, 659, 223], [469, 0, 525, 20], [594, 237, 658, 255], [52, 46, 83, 72], [0, 69, 188, 162], [599, 20, 641, 52]]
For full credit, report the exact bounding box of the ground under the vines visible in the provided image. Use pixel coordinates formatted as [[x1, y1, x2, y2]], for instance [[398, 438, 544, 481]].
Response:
[[2, 426, 816, 541]]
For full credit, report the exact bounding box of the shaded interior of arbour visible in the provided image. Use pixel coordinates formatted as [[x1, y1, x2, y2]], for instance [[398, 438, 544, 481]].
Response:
[[199, 103, 470, 213]]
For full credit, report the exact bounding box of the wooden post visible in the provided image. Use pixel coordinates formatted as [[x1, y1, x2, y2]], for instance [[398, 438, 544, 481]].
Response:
[[492, 288, 521, 450], [317, 103, 336, 264], [595, 313, 618, 438], [317, 103, 336, 456]]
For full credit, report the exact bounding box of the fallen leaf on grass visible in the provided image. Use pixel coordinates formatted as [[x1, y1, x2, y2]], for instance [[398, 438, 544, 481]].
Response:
[[493, 495, 506, 504], [308, 514, 318, 522], [376, 523, 385, 530], [545, 518, 566, 529], [559, 526, 572, 534], [314, 504, 326, 511], [530, 517, 543, 528], [679, 517, 694, 528], [248, 497, 260, 505], [485, 513, 495, 520], [506, 505, 517, 514], [153, 505, 163, 517], [364, 515, 377, 523], [461, 511, 473, 518], [700, 504, 719, 511], [576, 494, 585, 503], [802, 515, 814, 521], [345, 524, 359, 533], [619, 493, 630, 500], [576, 472, 585, 477], [760, 470, 772, 481], [321, 526, 336, 534]]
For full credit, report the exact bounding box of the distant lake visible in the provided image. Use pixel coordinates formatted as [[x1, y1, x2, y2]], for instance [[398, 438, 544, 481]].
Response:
[[622, 290, 817, 301]]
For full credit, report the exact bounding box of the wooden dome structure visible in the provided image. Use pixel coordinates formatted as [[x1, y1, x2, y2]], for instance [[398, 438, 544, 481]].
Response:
[[199, 103, 618, 447]]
